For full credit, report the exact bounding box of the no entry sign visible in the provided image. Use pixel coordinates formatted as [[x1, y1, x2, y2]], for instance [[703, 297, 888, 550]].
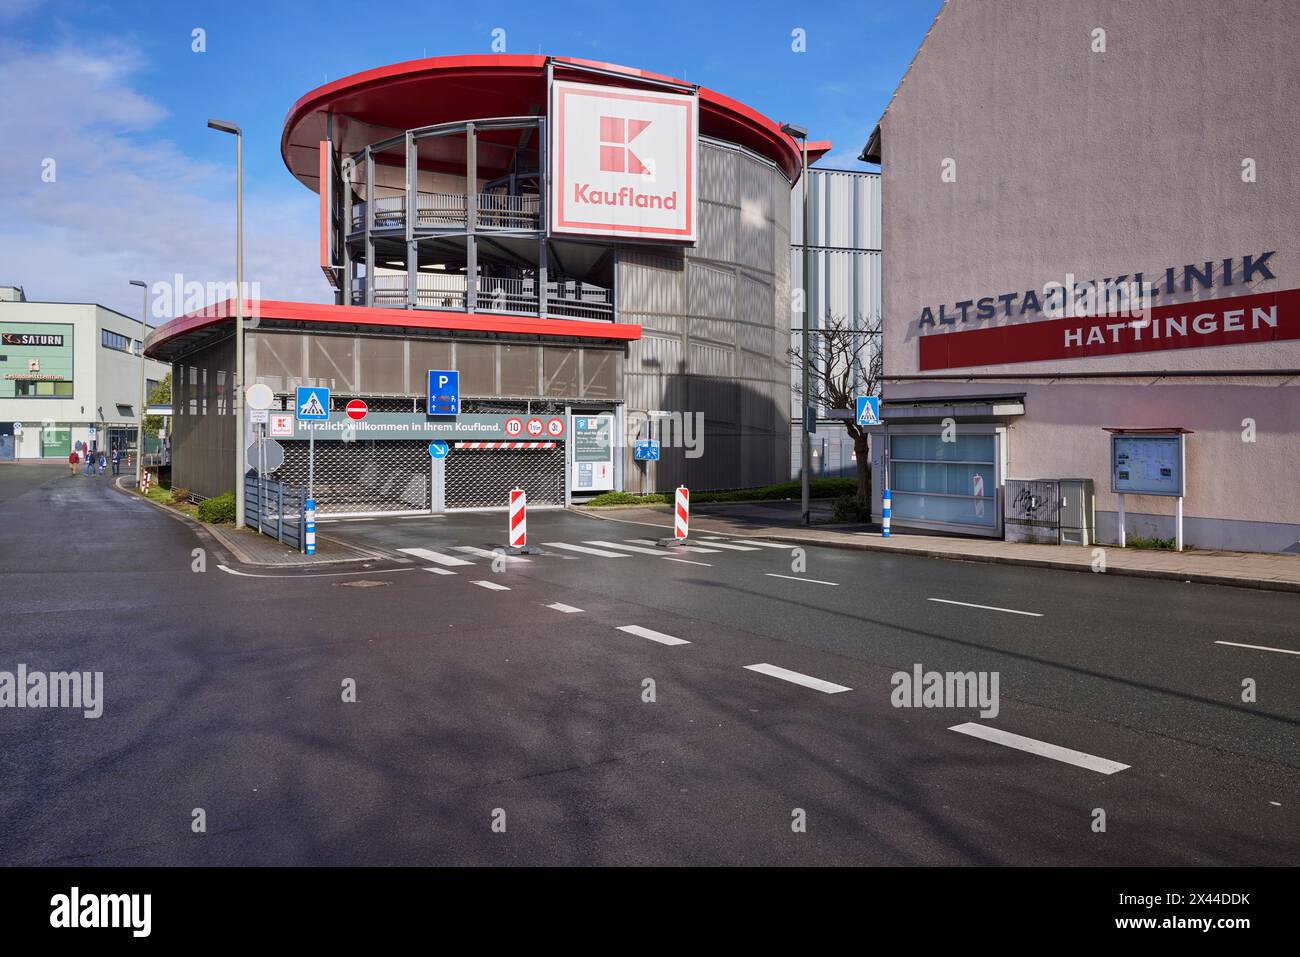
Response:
[[345, 399, 368, 420]]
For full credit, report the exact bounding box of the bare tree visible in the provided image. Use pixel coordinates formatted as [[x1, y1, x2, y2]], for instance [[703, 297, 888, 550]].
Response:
[[789, 313, 882, 498]]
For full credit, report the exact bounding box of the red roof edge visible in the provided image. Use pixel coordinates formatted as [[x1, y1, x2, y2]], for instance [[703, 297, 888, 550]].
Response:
[[144, 299, 641, 361]]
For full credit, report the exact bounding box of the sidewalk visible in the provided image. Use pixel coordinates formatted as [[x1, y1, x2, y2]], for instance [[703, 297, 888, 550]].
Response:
[[576, 502, 1300, 593]]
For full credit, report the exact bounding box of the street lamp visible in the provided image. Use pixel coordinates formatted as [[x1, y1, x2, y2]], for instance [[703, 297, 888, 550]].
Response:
[[129, 279, 148, 486], [207, 118, 246, 528], [781, 122, 812, 526]]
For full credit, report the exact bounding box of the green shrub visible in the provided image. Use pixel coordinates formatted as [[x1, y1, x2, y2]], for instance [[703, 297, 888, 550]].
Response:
[[585, 491, 670, 506], [1126, 535, 1177, 550], [586, 478, 859, 507], [197, 491, 236, 524], [831, 495, 873, 523]]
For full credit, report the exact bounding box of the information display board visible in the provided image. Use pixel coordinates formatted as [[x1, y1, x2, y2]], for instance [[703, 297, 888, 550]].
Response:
[[572, 414, 615, 492], [1111, 433, 1184, 496]]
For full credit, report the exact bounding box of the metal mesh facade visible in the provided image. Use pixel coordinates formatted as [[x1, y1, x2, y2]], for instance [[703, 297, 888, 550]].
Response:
[[446, 446, 565, 507], [279, 440, 430, 513]]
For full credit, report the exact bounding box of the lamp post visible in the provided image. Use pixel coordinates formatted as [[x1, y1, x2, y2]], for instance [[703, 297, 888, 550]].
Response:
[[129, 279, 148, 486], [207, 118, 246, 528], [781, 123, 811, 526]]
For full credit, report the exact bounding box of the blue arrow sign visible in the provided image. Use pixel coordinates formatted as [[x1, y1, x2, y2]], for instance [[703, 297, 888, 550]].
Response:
[[855, 395, 880, 426], [296, 386, 330, 421], [428, 440, 449, 459]]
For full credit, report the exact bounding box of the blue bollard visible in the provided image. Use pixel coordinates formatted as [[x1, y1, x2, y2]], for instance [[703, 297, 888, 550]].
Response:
[[304, 498, 316, 555], [882, 489, 891, 538]]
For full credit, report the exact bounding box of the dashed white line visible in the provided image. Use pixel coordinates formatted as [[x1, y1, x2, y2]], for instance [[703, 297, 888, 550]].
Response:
[[663, 557, 712, 566], [454, 545, 529, 562], [692, 540, 759, 551], [927, 598, 1042, 617], [584, 540, 670, 556], [765, 572, 838, 586], [547, 602, 583, 613], [398, 547, 474, 567], [744, 663, 852, 694], [470, 580, 510, 591], [1214, 640, 1300, 656], [542, 542, 630, 558], [422, 567, 457, 576], [616, 625, 690, 646], [949, 722, 1129, 775]]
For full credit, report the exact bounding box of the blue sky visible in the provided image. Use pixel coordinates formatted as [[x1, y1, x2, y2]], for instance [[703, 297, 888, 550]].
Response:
[[0, 0, 940, 318]]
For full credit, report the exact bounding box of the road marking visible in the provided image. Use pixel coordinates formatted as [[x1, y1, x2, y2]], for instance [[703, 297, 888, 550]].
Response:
[[423, 567, 456, 576], [454, 545, 529, 562], [398, 547, 474, 567], [1214, 640, 1300, 657], [547, 602, 583, 613], [744, 663, 852, 694], [217, 565, 416, 579], [626, 538, 721, 554], [702, 537, 794, 549], [693, 540, 759, 551], [471, 580, 510, 591], [765, 573, 838, 586], [927, 598, 1042, 617], [541, 542, 630, 558], [616, 625, 689, 646], [584, 540, 669, 556], [663, 557, 712, 566], [949, 722, 1130, 775]]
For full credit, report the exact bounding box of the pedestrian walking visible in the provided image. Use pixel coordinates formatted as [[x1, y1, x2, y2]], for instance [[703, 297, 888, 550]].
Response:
[[98, 451, 107, 475], [84, 448, 96, 476], [111, 445, 121, 476], [68, 449, 79, 477]]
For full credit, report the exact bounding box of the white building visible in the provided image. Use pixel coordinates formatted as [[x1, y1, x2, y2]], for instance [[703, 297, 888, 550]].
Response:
[[0, 286, 169, 462]]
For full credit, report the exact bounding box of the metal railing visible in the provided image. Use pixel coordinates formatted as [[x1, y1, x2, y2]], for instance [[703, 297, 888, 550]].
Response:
[[351, 191, 542, 232], [351, 275, 613, 321], [243, 475, 308, 552]]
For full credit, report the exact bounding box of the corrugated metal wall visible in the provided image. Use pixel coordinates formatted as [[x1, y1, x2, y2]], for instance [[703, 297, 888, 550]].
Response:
[[619, 137, 791, 493], [170, 336, 235, 500], [789, 167, 882, 480]]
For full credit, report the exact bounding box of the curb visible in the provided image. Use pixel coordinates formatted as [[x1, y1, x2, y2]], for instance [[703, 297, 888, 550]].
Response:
[[570, 505, 1300, 594]]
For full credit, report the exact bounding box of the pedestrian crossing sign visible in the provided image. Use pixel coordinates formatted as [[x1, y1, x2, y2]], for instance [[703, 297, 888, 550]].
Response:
[[855, 395, 880, 426], [296, 386, 330, 421]]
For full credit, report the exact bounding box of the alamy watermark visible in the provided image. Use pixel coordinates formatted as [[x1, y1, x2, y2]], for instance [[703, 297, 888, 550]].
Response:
[[891, 664, 999, 718], [0, 665, 103, 718]]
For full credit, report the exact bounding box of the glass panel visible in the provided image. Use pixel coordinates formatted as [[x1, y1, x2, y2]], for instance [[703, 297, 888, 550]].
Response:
[[357, 337, 406, 394], [890, 490, 997, 527], [582, 349, 620, 400], [499, 344, 539, 396], [543, 346, 578, 398], [409, 339, 454, 397], [456, 341, 497, 395], [892, 462, 995, 497], [40, 425, 70, 458], [891, 433, 994, 462], [307, 335, 356, 392]]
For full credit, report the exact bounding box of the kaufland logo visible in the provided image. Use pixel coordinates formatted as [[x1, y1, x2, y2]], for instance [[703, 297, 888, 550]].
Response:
[[599, 116, 650, 174]]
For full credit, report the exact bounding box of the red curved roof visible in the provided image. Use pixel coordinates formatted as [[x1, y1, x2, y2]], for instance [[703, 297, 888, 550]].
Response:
[[282, 55, 820, 189]]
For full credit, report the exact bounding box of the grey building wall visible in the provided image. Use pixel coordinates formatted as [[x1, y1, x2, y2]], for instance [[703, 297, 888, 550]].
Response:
[[171, 335, 235, 500], [789, 167, 882, 480], [871, 0, 1300, 552], [618, 137, 792, 492]]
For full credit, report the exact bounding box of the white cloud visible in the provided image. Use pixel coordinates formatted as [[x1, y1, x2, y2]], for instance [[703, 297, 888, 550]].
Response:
[[0, 38, 328, 323]]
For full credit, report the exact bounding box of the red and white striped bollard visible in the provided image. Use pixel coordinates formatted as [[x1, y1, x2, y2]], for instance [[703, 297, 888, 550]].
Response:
[[509, 487, 527, 549], [674, 485, 689, 540]]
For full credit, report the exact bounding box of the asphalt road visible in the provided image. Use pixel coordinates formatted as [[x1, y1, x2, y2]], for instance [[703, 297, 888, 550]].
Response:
[[1, 466, 1296, 865]]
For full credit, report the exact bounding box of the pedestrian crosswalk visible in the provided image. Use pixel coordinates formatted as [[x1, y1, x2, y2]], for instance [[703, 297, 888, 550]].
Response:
[[397, 537, 776, 569]]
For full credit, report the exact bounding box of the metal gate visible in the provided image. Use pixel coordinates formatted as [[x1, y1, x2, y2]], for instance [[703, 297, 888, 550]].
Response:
[[243, 475, 307, 550], [278, 439, 430, 514], [446, 446, 565, 508]]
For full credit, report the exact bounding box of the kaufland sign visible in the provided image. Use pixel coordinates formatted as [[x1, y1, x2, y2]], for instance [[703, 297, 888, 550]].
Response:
[[550, 79, 697, 242]]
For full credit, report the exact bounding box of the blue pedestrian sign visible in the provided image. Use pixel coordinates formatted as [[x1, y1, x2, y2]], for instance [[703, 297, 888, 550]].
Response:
[[633, 439, 661, 461], [428, 440, 449, 459], [856, 395, 881, 426], [427, 370, 460, 416], [296, 386, 330, 421]]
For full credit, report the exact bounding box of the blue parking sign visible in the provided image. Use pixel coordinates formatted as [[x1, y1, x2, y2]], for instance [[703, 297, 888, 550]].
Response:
[[855, 395, 880, 426], [427, 370, 460, 416], [296, 386, 330, 421]]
